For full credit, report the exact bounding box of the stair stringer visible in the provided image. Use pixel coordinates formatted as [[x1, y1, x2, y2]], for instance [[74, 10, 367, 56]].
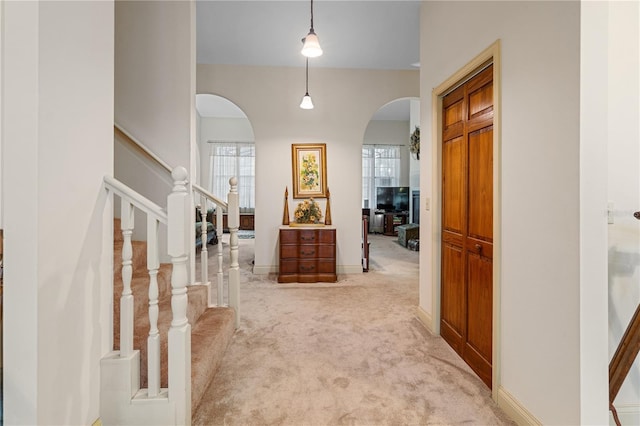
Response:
[[100, 350, 176, 426]]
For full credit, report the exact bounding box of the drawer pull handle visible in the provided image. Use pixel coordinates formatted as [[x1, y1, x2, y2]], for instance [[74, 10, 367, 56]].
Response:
[[302, 250, 316, 256], [300, 265, 315, 272], [301, 237, 315, 241]]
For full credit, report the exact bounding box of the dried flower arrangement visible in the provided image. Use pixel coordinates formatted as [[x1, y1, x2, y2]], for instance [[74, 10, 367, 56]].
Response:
[[294, 198, 323, 224]]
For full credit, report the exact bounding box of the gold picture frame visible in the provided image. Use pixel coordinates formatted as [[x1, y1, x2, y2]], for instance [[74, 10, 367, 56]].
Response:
[[291, 143, 327, 199]]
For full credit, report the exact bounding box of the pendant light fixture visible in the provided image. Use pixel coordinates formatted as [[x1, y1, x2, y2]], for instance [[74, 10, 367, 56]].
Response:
[[300, 58, 314, 110], [301, 0, 322, 57]]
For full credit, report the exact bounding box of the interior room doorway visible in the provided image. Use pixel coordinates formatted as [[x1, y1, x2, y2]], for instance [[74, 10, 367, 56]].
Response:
[[195, 94, 255, 229], [361, 98, 420, 231], [440, 63, 494, 389], [431, 41, 501, 395]]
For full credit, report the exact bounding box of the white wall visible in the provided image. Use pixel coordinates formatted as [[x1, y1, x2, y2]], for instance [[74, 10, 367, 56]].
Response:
[[363, 120, 411, 187], [197, 64, 418, 274], [196, 111, 202, 185], [606, 1, 640, 423], [200, 117, 254, 144], [0, 0, 3, 229], [2, 1, 114, 424], [115, 0, 195, 267], [115, 0, 194, 199], [420, 1, 592, 424], [580, 2, 610, 424]]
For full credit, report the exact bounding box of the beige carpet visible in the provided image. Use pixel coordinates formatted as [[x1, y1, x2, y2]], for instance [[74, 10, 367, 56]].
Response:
[[193, 234, 514, 426]]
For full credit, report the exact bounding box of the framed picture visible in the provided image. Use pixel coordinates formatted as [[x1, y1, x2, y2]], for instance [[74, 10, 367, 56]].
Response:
[[291, 143, 327, 198]]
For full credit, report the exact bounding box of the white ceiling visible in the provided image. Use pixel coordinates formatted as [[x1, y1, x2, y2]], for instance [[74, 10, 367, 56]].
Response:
[[196, 0, 419, 120], [196, 0, 421, 70]]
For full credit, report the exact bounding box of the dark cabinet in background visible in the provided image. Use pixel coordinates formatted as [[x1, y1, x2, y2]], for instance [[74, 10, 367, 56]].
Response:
[[278, 227, 337, 283], [211, 213, 254, 231]]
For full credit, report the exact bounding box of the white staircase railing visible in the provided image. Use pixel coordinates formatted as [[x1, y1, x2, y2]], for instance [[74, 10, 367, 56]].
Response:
[[103, 170, 190, 425], [114, 123, 240, 326], [105, 123, 243, 424], [193, 182, 240, 328]]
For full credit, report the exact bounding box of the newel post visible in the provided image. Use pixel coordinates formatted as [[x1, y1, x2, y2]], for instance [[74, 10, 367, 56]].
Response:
[[227, 177, 240, 328], [167, 166, 191, 425]]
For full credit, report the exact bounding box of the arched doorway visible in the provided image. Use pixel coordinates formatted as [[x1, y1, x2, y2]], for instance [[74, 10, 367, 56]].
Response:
[[193, 94, 256, 283], [195, 94, 255, 206], [362, 98, 420, 235]]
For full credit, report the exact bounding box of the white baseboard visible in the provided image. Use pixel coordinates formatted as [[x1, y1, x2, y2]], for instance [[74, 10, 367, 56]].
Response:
[[416, 306, 435, 334], [610, 403, 640, 426], [338, 264, 364, 274], [252, 265, 276, 275], [497, 386, 542, 426], [252, 265, 363, 275]]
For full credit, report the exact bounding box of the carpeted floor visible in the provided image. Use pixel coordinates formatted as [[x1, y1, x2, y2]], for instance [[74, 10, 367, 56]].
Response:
[[193, 234, 514, 426]]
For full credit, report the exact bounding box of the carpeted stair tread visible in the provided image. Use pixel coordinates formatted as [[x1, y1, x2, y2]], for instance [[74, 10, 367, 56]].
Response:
[[190, 307, 236, 413]]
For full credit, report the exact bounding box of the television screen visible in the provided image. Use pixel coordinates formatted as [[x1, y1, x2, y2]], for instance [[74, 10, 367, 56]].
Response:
[[376, 187, 394, 211], [376, 186, 409, 212]]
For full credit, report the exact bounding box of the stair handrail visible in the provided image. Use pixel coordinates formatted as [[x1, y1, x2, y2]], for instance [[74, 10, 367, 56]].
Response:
[[103, 169, 192, 424], [115, 123, 228, 211], [114, 122, 240, 324], [106, 125, 242, 423], [103, 174, 170, 390], [193, 183, 227, 210], [115, 123, 172, 174], [104, 175, 167, 223], [115, 123, 230, 297]]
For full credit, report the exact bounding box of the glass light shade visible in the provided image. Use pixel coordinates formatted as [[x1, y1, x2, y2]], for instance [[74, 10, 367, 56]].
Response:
[[300, 93, 314, 109], [301, 31, 323, 57]]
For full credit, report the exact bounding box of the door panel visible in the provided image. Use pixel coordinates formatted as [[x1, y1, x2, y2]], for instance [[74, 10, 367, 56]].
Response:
[[445, 100, 463, 128], [467, 252, 493, 363], [443, 137, 464, 234], [441, 63, 493, 389], [468, 128, 493, 241], [468, 84, 493, 118], [441, 243, 465, 342]]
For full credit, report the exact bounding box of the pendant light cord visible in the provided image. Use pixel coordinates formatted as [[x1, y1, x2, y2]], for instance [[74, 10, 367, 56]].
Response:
[[310, 0, 315, 30], [305, 58, 309, 93]]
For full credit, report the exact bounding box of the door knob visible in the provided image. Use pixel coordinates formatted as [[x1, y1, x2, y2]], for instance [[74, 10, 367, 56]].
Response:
[[634, 211, 640, 220], [475, 244, 482, 251]]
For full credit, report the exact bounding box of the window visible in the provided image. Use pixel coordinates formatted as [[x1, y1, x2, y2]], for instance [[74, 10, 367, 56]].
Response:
[[362, 144, 401, 209], [209, 142, 255, 209]]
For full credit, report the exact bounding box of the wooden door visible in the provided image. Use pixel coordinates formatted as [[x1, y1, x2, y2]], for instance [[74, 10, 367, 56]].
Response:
[[441, 64, 493, 388]]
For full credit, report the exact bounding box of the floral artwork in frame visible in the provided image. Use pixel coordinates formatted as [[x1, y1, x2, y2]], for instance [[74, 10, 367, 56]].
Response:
[[291, 143, 327, 199]]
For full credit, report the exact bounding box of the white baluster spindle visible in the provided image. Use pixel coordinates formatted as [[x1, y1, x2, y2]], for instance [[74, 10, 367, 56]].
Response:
[[147, 217, 161, 397], [120, 201, 135, 357], [227, 177, 240, 328], [199, 200, 209, 293], [167, 166, 191, 425], [216, 206, 224, 306]]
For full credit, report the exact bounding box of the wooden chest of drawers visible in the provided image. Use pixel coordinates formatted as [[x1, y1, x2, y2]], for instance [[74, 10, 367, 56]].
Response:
[[278, 227, 337, 283]]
